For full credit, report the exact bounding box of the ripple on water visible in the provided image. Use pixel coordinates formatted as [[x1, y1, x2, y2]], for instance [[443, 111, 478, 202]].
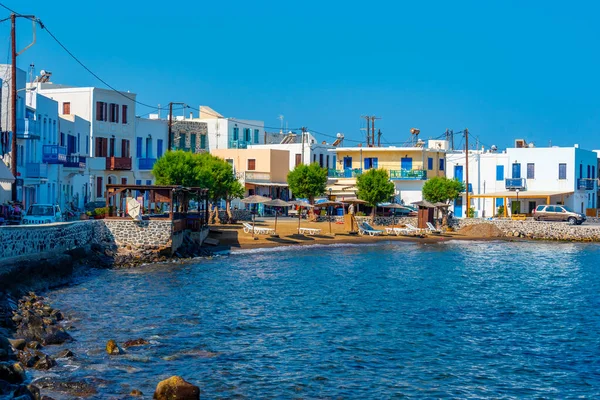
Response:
[[41, 240, 600, 398]]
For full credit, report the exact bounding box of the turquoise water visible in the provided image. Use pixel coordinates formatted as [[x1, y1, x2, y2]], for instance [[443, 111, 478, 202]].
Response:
[[41, 241, 600, 398]]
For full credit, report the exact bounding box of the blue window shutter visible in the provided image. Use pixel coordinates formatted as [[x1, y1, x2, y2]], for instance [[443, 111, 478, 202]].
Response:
[[254, 129, 259, 143], [157, 139, 163, 158], [495, 198, 504, 207], [200, 135, 206, 149], [439, 159, 445, 171], [496, 165, 504, 181], [427, 157, 433, 170], [373, 158, 378, 168], [136, 137, 143, 158]]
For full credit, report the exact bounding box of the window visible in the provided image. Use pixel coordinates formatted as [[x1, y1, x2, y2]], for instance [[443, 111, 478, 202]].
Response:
[[96, 177, 103, 198], [63, 102, 71, 115], [77, 133, 81, 153], [86, 135, 89, 155], [146, 137, 152, 158], [439, 159, 445, 171], [108, 103, 119, 123], [313, 154, 317, 163], [179, 135, 186, 149], [587, 165, 591, 179], [95, 137, 108, 157], [319, 154, 324, 167], [121, 139, 130, 158], [527, 163, 535, 179], [200, 134, 206, 149], [95, 102, 107, 121], [136, 137, 143, 158], [326, 155, 330, 168], [121, 177, 127, 184], [364, 157, 378, 170], [157, 139, 163, 158], [190, 134, 197, 151], [248, 159, 256, 170], [244, 128, 251, 142], [122, 105, 128, 124], [254, 129, 259, 143], [496, 165, 504, 181], [559, 163, 567, 180], [512, 163, 521, 179], [109, 137, 115, 157], [427, 157, 433, 170], [295, 154, 301, 167], [233, 127, 239, 141]]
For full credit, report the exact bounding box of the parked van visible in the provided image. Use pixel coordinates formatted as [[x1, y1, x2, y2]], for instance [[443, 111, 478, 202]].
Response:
[[21, 204, 62, 225]]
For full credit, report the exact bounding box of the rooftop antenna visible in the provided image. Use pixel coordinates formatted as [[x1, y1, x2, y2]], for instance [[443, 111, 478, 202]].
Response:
[[278, 115, 284, 134], [410, 128, 420, 145]]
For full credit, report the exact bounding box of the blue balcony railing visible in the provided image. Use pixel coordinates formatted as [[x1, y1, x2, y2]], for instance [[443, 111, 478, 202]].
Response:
[[389, 169, 427, 180], [42, 145, 67, 164], [229, 140, 248, 149], [138, 157, 157, 170], [64, 155, 86, 169], [505, 178, 525, 190], [16, 118, 40, 139], [578, 178, 595, 190], [25, 163, 48, 179]]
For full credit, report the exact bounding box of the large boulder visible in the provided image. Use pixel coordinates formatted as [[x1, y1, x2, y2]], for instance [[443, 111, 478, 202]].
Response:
[[123, 338, 149, 348], [0, 362, 26, 384], [153, 376, 200, 400], [106, 340, 124, 355]]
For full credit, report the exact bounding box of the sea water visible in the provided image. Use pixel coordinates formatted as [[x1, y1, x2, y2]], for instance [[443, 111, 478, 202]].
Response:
[[39, 241, 600, 398]]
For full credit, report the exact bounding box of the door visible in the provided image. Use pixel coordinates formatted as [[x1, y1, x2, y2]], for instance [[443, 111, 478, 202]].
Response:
[[454, 196, 463, 218], [454, 165, 463, 182], [343, 157, 352, 177], [511, 200, 521, 215], [401, 157, 413, 171], [512, 163, 521, 179], [528, 201, 536, 214]]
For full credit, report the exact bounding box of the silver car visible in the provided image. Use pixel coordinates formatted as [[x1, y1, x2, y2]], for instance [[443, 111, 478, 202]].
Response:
[[533, 205, 586, 225]]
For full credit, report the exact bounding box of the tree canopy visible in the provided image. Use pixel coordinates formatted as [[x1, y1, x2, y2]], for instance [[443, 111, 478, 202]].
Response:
[[356, 168, 395, 217], [421, 176, 465, 204], [287, 163, 328, 204]]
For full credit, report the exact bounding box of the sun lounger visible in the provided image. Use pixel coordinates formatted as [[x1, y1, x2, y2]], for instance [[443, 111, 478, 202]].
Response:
[[299, 227, 321, 235], [358, 222, 384, 236], [242, 222, 275, 235], [426, 222, 442, 234]]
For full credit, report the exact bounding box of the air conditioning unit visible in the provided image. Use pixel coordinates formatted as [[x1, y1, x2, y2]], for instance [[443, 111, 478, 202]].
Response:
[[515, 139, 527, 148]]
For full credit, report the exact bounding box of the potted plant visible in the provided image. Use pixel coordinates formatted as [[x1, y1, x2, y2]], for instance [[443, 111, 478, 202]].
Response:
[[93, 207, 107, 219]]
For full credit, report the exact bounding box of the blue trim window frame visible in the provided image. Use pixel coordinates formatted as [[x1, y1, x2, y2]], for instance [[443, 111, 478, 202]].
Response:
[[233, 127, 239, 141], [136, 137, 143, 158], [496, 165, 504, 181], [364, 157, 378, 170], [157, 139, 163, 158], [439, 158, 445, 171], [559, 163, 567, 180], [427, 157, 433, 170], [253, 129, 260, 143], [244, 128, 251, 142], [200, 135, 206, 149], [527, 163, 535, 179]]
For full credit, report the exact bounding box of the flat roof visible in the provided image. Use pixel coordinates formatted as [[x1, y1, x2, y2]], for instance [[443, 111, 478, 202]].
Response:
[[470, 190, 574, 199], [328, 147, 445, 152]]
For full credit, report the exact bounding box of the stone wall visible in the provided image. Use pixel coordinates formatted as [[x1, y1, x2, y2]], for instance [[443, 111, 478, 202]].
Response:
[[98, 219, 174, 251], [313, 215, 418, 226], [0, 221, 97, 259], [450, 218, 600, 241]]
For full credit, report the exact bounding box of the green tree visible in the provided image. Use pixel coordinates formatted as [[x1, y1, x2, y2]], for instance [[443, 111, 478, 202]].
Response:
[[287, 163, 328, 204], [356, 168, 395, 219], [421, 176, 466, 225], [206, 155, 245, 220], [152, 150, 213, 188]]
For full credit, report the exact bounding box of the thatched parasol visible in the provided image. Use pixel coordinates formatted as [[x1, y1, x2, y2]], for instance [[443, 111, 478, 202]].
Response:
[[289, 200, 314, 233], [263, 199, 292, 233], [317, 201, 343, 235], [240, 195, 272, 235]]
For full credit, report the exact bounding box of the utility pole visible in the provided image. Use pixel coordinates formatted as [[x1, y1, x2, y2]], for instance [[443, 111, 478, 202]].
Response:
[[300, 127, 307, 164], [9, 13, 37, 202], [464, 128, 469, 218], [10, 14, 17, 201], [450, 129, 454, 150], [361, 115, 371, 146], [168, 102, 173, 151], [377, 129, 382, 147]]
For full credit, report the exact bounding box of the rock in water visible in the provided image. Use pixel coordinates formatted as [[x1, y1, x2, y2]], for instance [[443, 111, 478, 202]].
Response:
[[0, 362, 26, 384], [55, 349, 74, 359], [123, 338, 149, 348], [9, 338, 26, 351], [130, 389, 143, 397], [153, 376, 200, 400], [106, 339, 124, 355]]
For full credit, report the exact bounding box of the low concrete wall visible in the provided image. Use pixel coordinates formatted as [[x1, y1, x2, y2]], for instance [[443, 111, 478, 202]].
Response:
[[450, 218, 600, 241]]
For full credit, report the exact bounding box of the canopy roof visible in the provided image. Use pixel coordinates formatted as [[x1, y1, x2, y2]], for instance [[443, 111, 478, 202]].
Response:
[[469, 190, 574, 199], [0, 161, 14, 183]]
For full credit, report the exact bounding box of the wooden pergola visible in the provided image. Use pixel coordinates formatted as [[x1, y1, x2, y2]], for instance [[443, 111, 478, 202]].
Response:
[[105, 184, 209, 231], [469, 190, 574, 217]]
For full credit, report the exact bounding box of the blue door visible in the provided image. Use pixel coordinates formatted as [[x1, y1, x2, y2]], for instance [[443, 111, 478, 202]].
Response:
[[454, 165, 463, 182], [401, 157, 413, 170], [343, 157, 353, 177], [512, 163, 521, 179], [454, 196, 463, 218]]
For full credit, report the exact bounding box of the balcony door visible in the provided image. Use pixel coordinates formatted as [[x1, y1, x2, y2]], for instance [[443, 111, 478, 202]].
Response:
[[109, 138, 115, 157], [454, 165, 463, 182], [512, 163, 521, 179], [401, 157, 412, 171], [343, 156, 352, 177]]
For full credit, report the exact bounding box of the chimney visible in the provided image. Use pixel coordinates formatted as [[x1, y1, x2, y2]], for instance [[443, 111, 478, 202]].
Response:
[[189, 112, 193, 120]]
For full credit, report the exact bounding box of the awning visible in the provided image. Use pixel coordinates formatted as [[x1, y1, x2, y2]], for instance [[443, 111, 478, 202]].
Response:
[[245, 181, 288, 187], [0, 161, 15, 183], [470, 190, 574, 199]]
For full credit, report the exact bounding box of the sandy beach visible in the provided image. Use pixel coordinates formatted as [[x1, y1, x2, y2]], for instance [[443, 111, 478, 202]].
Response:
[[204, 217, 489, 251]]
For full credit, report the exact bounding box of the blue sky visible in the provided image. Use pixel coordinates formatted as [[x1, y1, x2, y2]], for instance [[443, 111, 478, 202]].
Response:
[[3, 0, 600, 150]]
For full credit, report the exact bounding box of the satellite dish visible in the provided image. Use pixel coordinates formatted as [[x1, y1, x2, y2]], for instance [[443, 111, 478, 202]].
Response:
[[337, 133, 342, 138], [491, 145, 498, 152], [40, 69, 46, 76]]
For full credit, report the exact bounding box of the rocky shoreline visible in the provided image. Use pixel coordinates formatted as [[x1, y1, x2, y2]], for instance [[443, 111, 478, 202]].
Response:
[[0, 292, 201, 399]]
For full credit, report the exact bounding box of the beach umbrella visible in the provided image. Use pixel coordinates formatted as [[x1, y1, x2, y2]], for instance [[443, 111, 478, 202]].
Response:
[[379, 202, 406, 228], [263, 199, 292, 233], [240, 195, 272, 235], [317, 200, 343, 235], [289, 200, 314, 233]]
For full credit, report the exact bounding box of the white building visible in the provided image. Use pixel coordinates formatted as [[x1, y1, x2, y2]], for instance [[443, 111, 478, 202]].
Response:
[[446, 141, 598, 217], [184, 106, 265, 151], [248, 131, 336, 171], [134, 116, 168, 186], [34, 77, 137, 202]]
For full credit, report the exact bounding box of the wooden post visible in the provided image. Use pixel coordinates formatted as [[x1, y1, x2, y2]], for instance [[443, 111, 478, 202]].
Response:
[[504, 198, 508, 218], [169, 189, 174, 220]]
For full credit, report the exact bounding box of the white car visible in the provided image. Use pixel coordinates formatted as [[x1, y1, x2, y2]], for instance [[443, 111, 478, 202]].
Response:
[[22, 204, 62, 225]]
